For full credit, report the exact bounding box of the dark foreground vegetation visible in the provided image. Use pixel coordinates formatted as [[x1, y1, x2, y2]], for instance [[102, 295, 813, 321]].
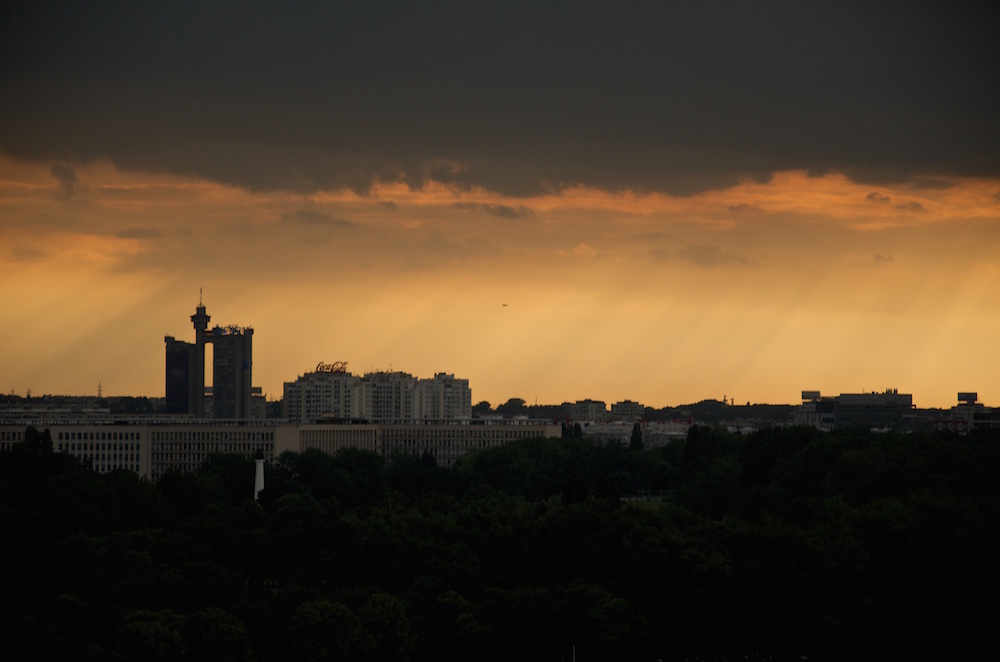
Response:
[[3, 425, 999, 661]]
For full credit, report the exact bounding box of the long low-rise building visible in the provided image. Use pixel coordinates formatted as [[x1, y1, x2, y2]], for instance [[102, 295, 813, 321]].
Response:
[[299, 418, 560, 468], [1, 417, 561, 480]]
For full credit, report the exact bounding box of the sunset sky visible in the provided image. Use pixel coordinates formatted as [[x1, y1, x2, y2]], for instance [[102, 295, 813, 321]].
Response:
[[2, 2, 999, 409]]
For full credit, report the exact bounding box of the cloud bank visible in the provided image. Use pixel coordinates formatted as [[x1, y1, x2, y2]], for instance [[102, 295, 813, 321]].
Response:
[[2, 1, 997, 198]]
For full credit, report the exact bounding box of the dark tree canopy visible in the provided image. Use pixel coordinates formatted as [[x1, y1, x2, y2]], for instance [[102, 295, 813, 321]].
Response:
[[3, 425, 999, 660]]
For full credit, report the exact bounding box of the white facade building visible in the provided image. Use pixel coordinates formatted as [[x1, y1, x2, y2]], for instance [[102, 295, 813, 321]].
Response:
[[284, 367, 472, 423], [1, 415, 556, 477], [0, 419, 293, 481], [283, 368, 356, 422], [296, 418, 559, 468], [415, 373, 472, 420], [355, 371, 418, 420]]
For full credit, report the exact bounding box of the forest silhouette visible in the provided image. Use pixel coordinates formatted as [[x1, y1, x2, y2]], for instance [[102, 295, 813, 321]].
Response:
[[2, 425, 998, 660]]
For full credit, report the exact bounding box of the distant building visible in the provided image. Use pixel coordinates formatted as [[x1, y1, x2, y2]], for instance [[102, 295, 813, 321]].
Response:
[[795, 389, 917, 431], [0, 427, 26, 450], [0, 416, 559, 477], [164, 336, 197, 414], [795, 391, 837, 429], [298, 418, 559, 468], [190, 302, 211, 417], [355, 371, 418, 420], [212, 325, 253, 419], [25, 419, 289, 481], [164, 302, 261, 419], [643, 420, 691, 447], [581, 420, 634, 444], [416, 373, 472, 420], [611, 399, 645, 421], [582, 417, 690, 447], [283, 364, 355, 422], [283, 366, 472, 423], [250, 387, 267, 419], [836, 389, 914, 430], [933, 392, 1000, 433], [567, 399, 608, 422]]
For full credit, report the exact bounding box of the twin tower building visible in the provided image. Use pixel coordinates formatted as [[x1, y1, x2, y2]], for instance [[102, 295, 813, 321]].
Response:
[[165, 300, 473, 422], [165, 302, 255, 418]]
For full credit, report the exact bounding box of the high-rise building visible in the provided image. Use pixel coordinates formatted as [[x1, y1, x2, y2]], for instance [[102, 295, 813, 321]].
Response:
[[164, 336, 196, 414], [164, 301, 257, 419], [283, 363, 356, 422], [283, 366, 472, 423], [416, 373, 472, 420], [190, 303, 211, 417], [212, 325, 253, 419], [356, 371, 417, 420]]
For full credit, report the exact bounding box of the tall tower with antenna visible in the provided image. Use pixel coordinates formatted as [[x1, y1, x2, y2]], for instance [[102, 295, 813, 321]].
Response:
[[190, 288, 211, 417], [166, 291, 211, 416], [165, 291, 257, 418]]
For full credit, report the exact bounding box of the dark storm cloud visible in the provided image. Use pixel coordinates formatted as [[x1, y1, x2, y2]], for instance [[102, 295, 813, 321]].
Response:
[[50, 163, 79, 200], [2, 1, 998, 197], [866, 192, 891, 204], [909, 178, 956, 191]]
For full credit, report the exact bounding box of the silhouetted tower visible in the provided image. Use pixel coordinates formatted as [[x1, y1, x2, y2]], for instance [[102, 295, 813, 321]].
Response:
[[165, 295, 211, 416], [165, 294, 255, 418], [165, 336, 192, 414], [190, 295, 211, 417]]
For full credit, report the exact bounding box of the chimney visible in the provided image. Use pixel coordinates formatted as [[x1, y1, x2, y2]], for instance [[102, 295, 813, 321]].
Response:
[[253, 450, 265, 500]]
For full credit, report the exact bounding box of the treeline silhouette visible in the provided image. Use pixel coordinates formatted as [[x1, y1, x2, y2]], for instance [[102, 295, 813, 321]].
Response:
[[2, 425, 998, 660], [473, 397, 796, 423]]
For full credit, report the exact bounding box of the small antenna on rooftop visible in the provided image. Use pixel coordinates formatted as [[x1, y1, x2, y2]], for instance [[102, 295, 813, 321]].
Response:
[[199, 287, 203, 305]]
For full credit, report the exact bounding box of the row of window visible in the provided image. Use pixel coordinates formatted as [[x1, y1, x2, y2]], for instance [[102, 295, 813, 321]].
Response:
[[384, 429, 526, 438], [152, 442, 271, 454], [307, 440, 378, 455], [57, 431, 140, 441], [152, 452, 270, 463], [60, 442, 139, 452], [151, 431, 274, 442], [300, 432, 377, 446]]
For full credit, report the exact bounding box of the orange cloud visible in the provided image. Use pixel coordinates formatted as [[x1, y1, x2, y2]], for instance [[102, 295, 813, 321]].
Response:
[[2, 154, 1000, 407]]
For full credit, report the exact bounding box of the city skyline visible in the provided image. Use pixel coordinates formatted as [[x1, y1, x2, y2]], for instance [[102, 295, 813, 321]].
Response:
[[2, 3, 999, 409]]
